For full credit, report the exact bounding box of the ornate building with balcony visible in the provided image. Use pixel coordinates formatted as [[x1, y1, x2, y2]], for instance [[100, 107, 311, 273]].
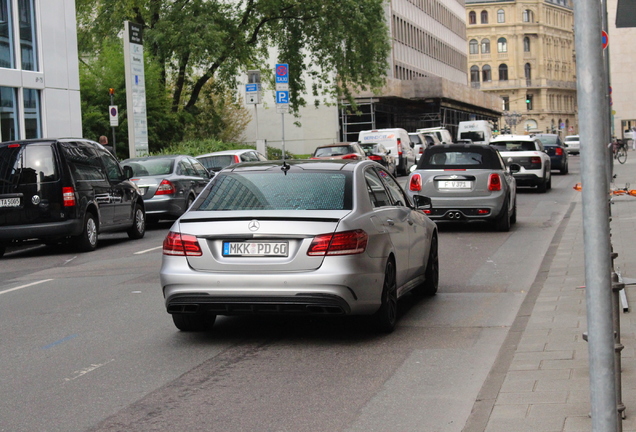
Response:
[[465, 0, 577, 135]]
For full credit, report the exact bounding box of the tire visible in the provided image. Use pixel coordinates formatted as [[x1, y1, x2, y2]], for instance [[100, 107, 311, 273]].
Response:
[[373, 259, 398, 333], [418, 234, 439, 296], [510, 198, 517, 225], [127, 203, 146, 239], [0, 244, 5, 258], [74, 212, 98, 252], [546, 173, 552, 190], [494, 199, 511, 232], [172, 313, 216, 332], [537, 176, 547, 193], [560, 161, 568, 175], [618, 149, 627, 164]]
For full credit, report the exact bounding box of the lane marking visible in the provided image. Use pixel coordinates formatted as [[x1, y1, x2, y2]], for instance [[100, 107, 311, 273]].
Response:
[[0, 279, 53, 296], [134, 246, 162, 255], [65, 359, 115, 381], [64, 256, 78, 265], [42, 334, 78, 350]]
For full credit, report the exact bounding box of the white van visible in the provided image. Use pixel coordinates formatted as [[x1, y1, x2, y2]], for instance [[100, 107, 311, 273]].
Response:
[[358, 128, 415, 176], [416, 127, 453, 145], [457, 121, 493, 145]]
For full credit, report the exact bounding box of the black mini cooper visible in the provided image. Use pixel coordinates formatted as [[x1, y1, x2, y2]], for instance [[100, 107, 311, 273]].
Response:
[[0, 139, 146, 257]]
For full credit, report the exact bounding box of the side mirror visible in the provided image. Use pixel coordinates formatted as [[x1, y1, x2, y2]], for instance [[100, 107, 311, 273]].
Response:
[[413, 195, 432, 209], [123, 165, 134, 179], [508, 163, 521, 174]]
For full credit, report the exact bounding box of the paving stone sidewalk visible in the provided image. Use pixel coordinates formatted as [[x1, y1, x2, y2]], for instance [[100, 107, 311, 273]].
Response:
[[484, 155, 636, 432]]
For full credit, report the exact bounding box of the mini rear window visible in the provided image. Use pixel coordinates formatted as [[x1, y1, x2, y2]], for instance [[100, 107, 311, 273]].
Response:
[[196, 171, 352, 211], [418, 147, 501, 170]]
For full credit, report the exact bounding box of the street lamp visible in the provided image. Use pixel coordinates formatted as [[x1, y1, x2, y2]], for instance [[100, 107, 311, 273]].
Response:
[[503, 111, 522, 134]]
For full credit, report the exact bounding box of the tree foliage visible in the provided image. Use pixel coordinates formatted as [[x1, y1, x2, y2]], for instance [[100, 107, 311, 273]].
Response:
[[76, 0, 391, 117]]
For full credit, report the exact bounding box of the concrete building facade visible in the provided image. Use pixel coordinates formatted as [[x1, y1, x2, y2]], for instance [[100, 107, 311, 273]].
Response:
[[465, 0, 577, 135], [0, 0, 81, 142]]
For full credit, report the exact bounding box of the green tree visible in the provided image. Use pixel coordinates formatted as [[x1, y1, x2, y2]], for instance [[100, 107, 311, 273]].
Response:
[[76, 0, 390, 118]]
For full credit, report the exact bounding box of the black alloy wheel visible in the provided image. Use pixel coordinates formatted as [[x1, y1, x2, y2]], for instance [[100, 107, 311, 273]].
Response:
[[374, 259, 398, 333], [495, 199, 511, 232], [419, 234, 439, 296]]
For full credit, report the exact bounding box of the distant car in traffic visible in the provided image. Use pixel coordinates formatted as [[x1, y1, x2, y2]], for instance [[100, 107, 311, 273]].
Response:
[[563, 135, 580, 155], [122, 155, 211, 223], [406, 144, 519, 231], [310, 142, 367, 160], [408, 132, 427, 162], [360, 142, 397, 176], [534, 133, 569, 174], [160, 159, 439, 333], [490, 135, 552, 192], [0, 138, 145, 257], [196, 149, 267, 174]]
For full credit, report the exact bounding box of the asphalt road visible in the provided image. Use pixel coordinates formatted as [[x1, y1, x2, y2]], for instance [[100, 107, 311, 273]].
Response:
[[0, 157, 581, 432]]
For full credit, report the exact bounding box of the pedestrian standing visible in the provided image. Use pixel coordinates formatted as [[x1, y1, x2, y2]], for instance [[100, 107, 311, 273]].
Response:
[[99, 135, 115, 156]]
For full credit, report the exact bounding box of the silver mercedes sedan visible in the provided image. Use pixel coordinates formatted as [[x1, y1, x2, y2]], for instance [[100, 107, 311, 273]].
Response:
[[406, 144, 519, 232], [160, 159, 439, 333]]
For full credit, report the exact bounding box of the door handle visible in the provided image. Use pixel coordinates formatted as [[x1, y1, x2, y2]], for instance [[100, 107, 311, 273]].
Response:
[[386, 219, 395, 226]]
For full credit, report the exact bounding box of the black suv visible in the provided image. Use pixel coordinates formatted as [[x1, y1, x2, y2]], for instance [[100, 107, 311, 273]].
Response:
[[0, 139, 146, 257]]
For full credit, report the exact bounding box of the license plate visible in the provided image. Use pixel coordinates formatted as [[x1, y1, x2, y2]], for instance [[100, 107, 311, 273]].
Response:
[[438, 181, 471, 189], [0, 197, 20, 208], [223, 241, 289, 257]]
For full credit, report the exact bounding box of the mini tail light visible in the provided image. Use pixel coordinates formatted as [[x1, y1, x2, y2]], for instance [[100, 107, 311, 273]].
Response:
[[409, 173, 422, 192], [368, 155, 382, 161], [488, 173, 502, 191], [555, 147, 563, 156], [155, 179, 176, 195], [342, 154, 358, 160], [397, 138, 403, 155], [307, 230, 368, 256], [62, 187, 76, 207], [477, 209, 490, 215], [163, 231, 202, 256], [423, 209, 431, 214]]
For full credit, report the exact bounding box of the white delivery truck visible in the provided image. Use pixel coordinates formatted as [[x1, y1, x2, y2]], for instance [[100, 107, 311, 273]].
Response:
[[456, 120, 493, 145], [358, 128, 415, 176], [416, 127, 453, 145]]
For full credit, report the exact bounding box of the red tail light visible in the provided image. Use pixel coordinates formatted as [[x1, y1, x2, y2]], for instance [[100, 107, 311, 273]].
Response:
[[307, 230, 368, 256], [397, 138, 403, 155], [368, 155, 382, 161], [62, 186, 76, 207], [8, 144, 20, 148], [488, 173, 502, 191], [409, 173, 422, 192], [530, 157, 542, 164], [423, 209, 431, 214], [163, 231, 202, 256], [234, 155, 241, 163], [555, 147, 563, 156], [342, 154, 358, 160], [155, 179, 176, 195]]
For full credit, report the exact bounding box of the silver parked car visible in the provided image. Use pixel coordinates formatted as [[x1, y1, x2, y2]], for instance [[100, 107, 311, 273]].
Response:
[[196, 149, 267, 174], [160, 159, 439, 333], [406, 144, 519, 231], [122, 155, 211, 223]]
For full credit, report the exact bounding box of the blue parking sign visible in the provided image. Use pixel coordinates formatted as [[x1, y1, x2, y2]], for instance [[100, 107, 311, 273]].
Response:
[[276, 91, 289, 104]]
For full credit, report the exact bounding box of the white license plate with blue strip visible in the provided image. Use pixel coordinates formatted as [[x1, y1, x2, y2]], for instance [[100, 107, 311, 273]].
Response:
[[223, 241, 289, 257]]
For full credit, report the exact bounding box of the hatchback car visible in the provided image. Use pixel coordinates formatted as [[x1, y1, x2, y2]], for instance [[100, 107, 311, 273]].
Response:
[[160, 159, 438, 333], [360, 142, 397, 176], [563, 135, 580, 154], [490, 135, 552, 193], [122, 155, 211, 223], [196, 149, 267, 174], [310, 142, 367, 161], [534, 133, 569, 174], [0, 138, 145, 257], [406, 144, 518, 231]]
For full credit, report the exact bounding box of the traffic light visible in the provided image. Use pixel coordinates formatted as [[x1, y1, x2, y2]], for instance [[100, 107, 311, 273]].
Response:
[[525, 94, 533, 110]]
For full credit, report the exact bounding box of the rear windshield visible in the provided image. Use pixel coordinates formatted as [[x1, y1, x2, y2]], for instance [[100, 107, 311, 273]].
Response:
[[536, 135, 559, 145], [123, 158, 174, 177], [418, 147, 501, 170], [197, 155, 235, 171], [459, 131, 485, 142], [490, 141, 537, 151], [0, 143, 58, 192], [360, 144, 378, 155], [565, 136, 579, 142], [313, 146, 353, 157], [196, 171, 352, 211]]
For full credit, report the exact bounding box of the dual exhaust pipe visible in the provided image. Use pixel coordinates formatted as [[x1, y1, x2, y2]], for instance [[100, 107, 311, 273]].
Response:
[[447, 211, 463, 220]]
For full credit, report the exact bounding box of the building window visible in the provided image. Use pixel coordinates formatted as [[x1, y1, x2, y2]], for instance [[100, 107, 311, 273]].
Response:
[[18, 0, 37, 71], [497, 37, 507, 53], [0, 0, 14, 69], [482, 64, 492, 82], [481, 39, 490, 54], [23, 88, 40, 138], [523, 9, 533, 23], [498, 64, 508, 81], [503, 96, 510, 111], [524, 37, 531, 52], [480, 10, 488, 24], [470, 65, 480, 83], [0, 86, 19, 140], [525, 63, 532, 82], [469, 11, 476, 24], [497, 9, 505, 23], [469, 39, 478, 54]]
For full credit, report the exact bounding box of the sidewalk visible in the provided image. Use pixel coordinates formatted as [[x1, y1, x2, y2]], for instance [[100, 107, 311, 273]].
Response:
[[483, 153, 636, 432]]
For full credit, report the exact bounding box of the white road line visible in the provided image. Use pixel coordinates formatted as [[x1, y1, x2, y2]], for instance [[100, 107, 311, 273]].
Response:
[[134, 246, 163, 255], [0, 279, 53, 296], [65, 359, 115, 381]]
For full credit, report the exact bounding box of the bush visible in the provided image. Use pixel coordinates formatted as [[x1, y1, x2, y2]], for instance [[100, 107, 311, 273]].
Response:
[[150, 139, 301, 160]]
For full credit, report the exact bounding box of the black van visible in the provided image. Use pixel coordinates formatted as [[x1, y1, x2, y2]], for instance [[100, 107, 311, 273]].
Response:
[[0, 139, 146, 257]]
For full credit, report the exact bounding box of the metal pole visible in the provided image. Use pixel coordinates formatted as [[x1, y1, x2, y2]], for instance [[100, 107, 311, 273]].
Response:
[[281, 112, 286, 160], [602, 0, 613, 187], [109, 92, 117, 158], [573, 1, 618, 431], [255, 104, 259, 142]]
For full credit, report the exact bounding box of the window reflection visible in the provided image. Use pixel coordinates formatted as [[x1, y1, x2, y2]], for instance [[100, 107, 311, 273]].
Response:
[[18, 0, 37, 71], [24, 88, 40, 138], [0, 86, 19, 141], [0, 0, 14, 68]]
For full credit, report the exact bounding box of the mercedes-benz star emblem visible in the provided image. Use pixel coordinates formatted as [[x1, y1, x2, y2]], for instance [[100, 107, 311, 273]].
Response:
[[31, 195, 41, 205], [248, 220, 260, 232]]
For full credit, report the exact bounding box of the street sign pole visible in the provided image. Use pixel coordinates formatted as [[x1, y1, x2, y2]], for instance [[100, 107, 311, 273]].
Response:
[[275, 64, 289, 160]]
